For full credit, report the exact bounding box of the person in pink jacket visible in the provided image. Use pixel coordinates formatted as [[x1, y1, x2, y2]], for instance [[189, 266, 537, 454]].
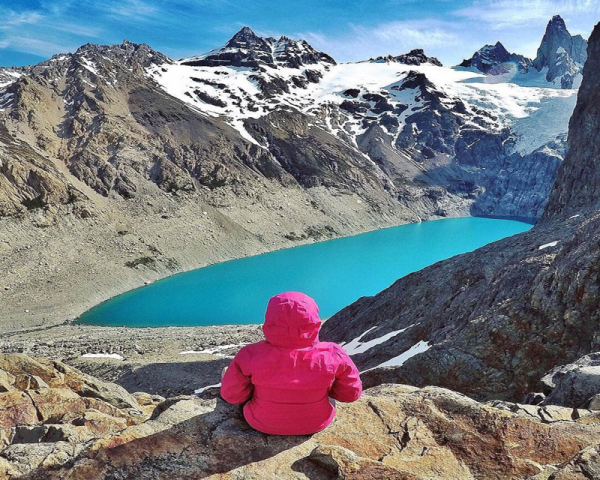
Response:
[[220, 291, 362, 435]]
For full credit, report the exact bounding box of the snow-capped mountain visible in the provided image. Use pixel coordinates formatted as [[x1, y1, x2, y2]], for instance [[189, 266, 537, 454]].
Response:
[[459, 42, 531, 74], [0, 21, 583, 223], [146, 25, 577, 218]]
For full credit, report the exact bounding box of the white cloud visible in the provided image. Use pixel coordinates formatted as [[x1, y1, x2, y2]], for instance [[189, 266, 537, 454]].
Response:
[[455, 0, 600, 29], [363, 20, 460, 48], [298, 19, 461, 63], [3, 36, 74, 57], [0, 10, 43, 28]]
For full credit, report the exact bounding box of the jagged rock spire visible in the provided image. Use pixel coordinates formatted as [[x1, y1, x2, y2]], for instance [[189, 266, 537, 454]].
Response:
[[533, 15, 587, 87]]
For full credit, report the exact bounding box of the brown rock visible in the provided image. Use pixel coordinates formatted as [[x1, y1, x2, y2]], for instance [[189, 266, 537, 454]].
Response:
[[0, 391, 38, 429], [13, 374, 50, 391], [551, 444, 600, 479], [26, 388, 87, 424], [309, 444, 420, 479], [71, 411, 128, 437]]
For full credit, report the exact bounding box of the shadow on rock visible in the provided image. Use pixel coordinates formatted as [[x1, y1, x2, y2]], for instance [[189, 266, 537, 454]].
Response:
[[23, 395, 310, 479], [70, 357, 232, 398]]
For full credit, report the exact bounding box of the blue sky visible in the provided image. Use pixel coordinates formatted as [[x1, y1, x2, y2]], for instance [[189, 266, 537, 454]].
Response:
[[1, 0, 599, 67]]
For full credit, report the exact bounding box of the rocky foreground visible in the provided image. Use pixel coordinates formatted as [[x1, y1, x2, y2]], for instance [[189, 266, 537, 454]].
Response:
[[1, 353, 600, 479]]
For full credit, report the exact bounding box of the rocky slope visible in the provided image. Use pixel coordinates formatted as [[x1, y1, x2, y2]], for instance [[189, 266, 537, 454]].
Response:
[[2, 354, 600, 479], [321, 21, 600, 406]]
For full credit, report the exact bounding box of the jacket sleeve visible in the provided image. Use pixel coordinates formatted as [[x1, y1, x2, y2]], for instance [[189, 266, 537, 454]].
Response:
[[220, 349, 253, 404], [329, 347, 362, 402]]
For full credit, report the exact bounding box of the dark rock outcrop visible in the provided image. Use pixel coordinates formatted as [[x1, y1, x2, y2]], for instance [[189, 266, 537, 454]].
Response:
[[369, 49, 443, 66], [541, 353, 600, 408]]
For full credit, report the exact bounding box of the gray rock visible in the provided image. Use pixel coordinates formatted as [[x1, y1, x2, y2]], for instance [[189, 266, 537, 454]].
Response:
[[541, 355, 600, 408]]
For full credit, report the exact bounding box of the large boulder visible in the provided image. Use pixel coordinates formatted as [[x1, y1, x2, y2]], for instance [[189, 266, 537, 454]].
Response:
[[541, 353, 600, 408]]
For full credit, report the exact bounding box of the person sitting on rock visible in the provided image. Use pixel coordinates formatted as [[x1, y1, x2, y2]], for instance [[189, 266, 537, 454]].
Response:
[[220, 291, 362, 435]]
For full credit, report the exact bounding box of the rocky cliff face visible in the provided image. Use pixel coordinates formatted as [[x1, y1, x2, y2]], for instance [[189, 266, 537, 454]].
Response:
[[533, 15, 588, 88], [322, 20, 600, 404], [543, 21, 600, 219], [2, 354, 599, 479]]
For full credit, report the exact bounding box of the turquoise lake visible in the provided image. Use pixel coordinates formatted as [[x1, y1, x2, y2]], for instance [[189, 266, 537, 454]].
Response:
[[78, 217, 532, 327]]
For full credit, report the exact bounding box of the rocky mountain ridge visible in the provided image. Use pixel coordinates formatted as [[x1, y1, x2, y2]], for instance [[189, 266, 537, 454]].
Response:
[[181, 26, 336, 70], [459, 41, 531, 74], [367, 48, 443, 66]]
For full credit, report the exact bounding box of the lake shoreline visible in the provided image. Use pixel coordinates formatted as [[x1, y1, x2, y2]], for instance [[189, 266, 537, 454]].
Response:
[[78, 217, 532, 328]]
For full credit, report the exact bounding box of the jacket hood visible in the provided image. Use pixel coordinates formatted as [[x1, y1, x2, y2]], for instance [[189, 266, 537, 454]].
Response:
[[263, 292, 321, 348]]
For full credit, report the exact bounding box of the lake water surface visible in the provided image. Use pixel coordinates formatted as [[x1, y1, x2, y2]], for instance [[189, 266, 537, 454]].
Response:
[[78, 217, 532, 327]]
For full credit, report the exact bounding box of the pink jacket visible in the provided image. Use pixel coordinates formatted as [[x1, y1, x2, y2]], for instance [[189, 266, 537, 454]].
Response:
[[220, 292, 362, 435]]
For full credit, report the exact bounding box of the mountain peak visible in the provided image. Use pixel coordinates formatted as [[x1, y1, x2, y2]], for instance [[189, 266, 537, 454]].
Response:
[[181, 28, 335, 69], [549, 15, 567, 28], [225, 26, 271, 52], [533, 15, 587, 87], [368, 49, 442, 66], [458, 42, 530, 74]]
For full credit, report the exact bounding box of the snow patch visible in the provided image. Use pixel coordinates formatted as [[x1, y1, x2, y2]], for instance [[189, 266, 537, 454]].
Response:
[[370, 341, 431, 369], [342, 325, 414, 355], [179, 343, 247, 355], [81, 353, 124, 360], [194, 383, 221, 394], [80, 57, 99, 76], [539, 241, 559, 250]]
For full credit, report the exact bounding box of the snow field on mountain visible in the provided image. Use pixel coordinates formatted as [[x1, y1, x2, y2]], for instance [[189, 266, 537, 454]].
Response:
[[148, 59, 577, 157]]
